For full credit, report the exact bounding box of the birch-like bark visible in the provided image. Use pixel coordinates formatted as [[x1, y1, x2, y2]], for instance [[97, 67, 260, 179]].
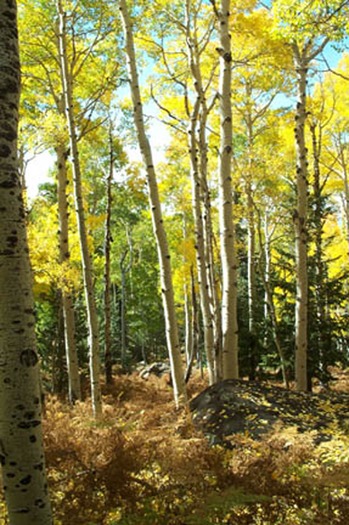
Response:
[[182, 217, 193, 367], [260, 212, 289, 388], [309, 119, 327, 383], [104, 124, 114, 385], [293, 51, 308, 391], [119, 0, 187, 407], [246, 117, 256, 344], [340, 150, 349, 256], [187, 97, 215, 384], [185, 0, 218, 383], [120, 250, 129, 369], [56, 142, 81, 402], [191, 265, 201, 377], [199, 111, 222, 380], [56, 0, 102, 417], [216, 0, 239, 379], [332, 138, 349, 256], [184, 283, 193, 367], [0, 1, 53, 522]]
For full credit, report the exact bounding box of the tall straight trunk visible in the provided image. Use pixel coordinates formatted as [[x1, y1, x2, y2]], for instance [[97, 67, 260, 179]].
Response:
[[0, 1, 53, 522], [187, 98, 215, 384], [119, 0, 187, 407], [293, 52, 308, 391], [217, 0, 239, 379], [336, 141, 349, 259], [182, 218, 193, 367], [120, 251, 128, 369], [246, 117, 256, 343], [259, 213, 289, 388], [246, 179, 258, 377], [342, 163, 349, 256], [184, 282, 193, 366], [185, 0, 220, 381], [247, 185, 256, 335], [56, 0, 102, 417], [56, 142, 81, 402], [309, 120, 327, 380], [104, 125, 113, 385], [199, 109, 222, 379], [191, 265, 201, 377]]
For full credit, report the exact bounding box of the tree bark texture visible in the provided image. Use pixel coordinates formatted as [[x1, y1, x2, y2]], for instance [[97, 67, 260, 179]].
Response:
[[217, 0, 239, 379], [309, 119, 327, 381], [185, 0, 218, 383], [56, 142, 81, 403], [119, 0, 187, 407], [104, 124, 114, 385], [260, 213, 289, 388], [187, 97, 215, 384], [0, 1, 53, 522], [56, 0, 102, 417], [293, 52, 308, 392]]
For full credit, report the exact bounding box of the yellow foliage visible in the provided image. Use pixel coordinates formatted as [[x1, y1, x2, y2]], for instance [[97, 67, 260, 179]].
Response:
[[28, 200, 83, 293]]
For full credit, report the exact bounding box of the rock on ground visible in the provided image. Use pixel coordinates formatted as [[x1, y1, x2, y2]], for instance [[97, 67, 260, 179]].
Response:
[[190, 379, 349, 445]]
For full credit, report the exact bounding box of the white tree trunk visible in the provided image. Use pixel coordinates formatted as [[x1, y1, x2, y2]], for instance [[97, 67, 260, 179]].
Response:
[[217, 0, 239, 379], [0, 1, 53, 522], [293, 51, 308, 392], [187, 98, 215, 384], [56, 0, 102, 417], [119, 0, 187, 407], [260, 213, 289, 388], [104, 124, 114, 385], [185, 0, 217, 383], [56, 142, 81, 403]]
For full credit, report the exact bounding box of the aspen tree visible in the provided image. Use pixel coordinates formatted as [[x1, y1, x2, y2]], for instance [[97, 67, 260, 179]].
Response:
[[104, 122, 114, 385], [56, 139, 81, 403], [119, 0, 187, 407], [56, 0, 102, 416], [273, 0, 349, 390], [211, 0, 239, 379], [187, 94, 216, 383], [0, 0, 53, 522], [185, 0, 219, 384]]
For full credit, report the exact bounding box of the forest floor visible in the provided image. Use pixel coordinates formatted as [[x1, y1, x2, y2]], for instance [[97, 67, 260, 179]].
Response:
[[2, 368, 349, 524]]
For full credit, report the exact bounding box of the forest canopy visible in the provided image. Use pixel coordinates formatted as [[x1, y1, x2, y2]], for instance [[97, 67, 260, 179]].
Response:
[[18, 0, 349, 400], [2, 0, 349, 524]]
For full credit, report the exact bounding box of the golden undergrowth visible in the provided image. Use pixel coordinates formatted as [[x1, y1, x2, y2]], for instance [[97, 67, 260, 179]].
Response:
[[1, 371, 349, 524]]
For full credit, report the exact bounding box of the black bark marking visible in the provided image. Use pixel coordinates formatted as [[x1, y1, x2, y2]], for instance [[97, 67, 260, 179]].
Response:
[[3, 8, 16, 21], [0, 179, 16, 188], [18, 420, 40, 429], [20, 475, 32, 485], [29, 435, 37, 443], [20, 349, 38, 367], [0, 122, 16, 141], [6, 234, 18, 246], [0, 145, 11, 157]]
